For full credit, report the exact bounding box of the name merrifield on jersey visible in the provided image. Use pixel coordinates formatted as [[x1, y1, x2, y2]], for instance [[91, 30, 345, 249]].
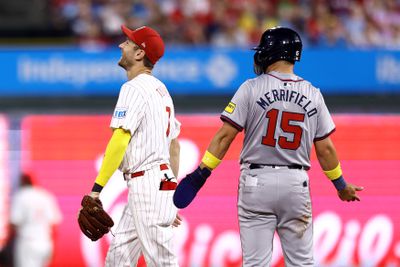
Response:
[[256, 88, 317, 117]]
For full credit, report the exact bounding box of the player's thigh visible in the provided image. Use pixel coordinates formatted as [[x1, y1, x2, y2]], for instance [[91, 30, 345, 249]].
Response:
[[128, 170, 178, 266], [131, 192, 178, 266], [277, 170, 313, 266], [277, 169, 312, 221], [277, 223, 313, 267], [238, 206, 277, 266], [155, 190, 177, 225], [105, 204, 141, 267], [139, 224, 178, 267]]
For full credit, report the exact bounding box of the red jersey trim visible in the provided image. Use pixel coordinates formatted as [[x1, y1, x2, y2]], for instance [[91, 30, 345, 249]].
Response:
[[268, 73, 304, 82], [313, 128, 336, 142], [220, 115, 244, 132]]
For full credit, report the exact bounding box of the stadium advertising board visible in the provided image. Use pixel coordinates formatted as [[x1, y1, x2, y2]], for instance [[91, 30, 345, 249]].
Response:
[[21, 114, 400, 267], [0, 116, 9, 248], [1, 48, 400, 96]]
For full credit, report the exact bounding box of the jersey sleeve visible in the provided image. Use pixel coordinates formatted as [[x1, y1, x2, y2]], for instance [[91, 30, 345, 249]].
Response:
[[170, 118, 181, 139], [110, 83, 147, 134], [220, 81, 250, 131], [314, 90, 336, 141]]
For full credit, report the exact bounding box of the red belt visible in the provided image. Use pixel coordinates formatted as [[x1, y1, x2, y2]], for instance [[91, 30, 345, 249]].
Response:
[[127, 164, 169, 179]]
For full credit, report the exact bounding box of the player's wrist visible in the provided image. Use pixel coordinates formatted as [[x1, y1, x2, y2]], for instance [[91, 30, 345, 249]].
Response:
[[89, 192, 100, 198], [324, 163, 347, 191], [331, 175, 347, 191], [201, 150, 221, 170], [323, 163, 343, 180], [91, 183, 103, 194]]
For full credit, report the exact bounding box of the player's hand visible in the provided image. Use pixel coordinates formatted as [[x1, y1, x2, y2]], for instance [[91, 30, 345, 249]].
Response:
[[338, 184, 364, 202], [172, 214, 182, 227], [173, 167, 211, 209]]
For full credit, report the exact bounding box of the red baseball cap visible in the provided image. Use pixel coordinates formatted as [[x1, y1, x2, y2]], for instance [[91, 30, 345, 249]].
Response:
[[121, 25, 165, 64]]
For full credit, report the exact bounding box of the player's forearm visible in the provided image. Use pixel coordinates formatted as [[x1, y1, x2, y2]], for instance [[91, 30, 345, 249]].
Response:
[[315, 137, 339, 171], [92, 128, 131, 192], [173, 123, 238, 209], [169, 138, 180, 177], [316, 145, 339, 171], [200, 124, 237, 170], [204, 133, 233, 163], [314, 137, 347, 191]]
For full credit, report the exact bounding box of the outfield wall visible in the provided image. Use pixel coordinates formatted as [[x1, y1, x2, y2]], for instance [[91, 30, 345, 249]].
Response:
[[9, 114, 398, 267]]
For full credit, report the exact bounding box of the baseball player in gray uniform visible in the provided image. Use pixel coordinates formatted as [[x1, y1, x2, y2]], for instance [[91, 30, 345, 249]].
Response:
[[81, 25, 182, 266], [174, 27, 363, 266]]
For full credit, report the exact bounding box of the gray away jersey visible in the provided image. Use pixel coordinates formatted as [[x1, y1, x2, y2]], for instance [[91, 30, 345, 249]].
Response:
[[221, 71, 335, 168]]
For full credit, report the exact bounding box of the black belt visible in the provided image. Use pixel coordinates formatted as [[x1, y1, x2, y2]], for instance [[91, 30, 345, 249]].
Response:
[[249, 163, 310, 171]]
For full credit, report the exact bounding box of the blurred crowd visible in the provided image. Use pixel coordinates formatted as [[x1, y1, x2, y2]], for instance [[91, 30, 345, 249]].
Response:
[[52, 0, 400, 49]]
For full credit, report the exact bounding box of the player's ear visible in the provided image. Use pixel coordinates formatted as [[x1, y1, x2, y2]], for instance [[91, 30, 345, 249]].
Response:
[[134, 48, 146, 61]]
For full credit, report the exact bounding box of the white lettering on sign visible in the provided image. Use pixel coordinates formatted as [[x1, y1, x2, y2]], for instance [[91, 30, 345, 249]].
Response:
[[376, 56, 400, 84]]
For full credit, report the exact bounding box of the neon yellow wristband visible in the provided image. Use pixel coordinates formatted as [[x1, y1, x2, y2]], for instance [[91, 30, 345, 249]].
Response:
[[201, 150, 221, 170], [323, 163, 343, 180]]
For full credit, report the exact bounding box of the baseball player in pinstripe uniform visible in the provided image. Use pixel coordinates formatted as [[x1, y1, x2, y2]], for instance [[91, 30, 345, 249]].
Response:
[[174, 27, 364, 266], [83, 25, 182, 266]]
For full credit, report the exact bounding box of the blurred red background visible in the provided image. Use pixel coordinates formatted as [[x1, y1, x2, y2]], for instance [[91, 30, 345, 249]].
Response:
[[19, 114, 400, 267]]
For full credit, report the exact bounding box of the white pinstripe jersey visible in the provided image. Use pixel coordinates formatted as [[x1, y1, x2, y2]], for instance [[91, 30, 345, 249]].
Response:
[[110, 73, 180, 173], [221, 71, 335, 168]]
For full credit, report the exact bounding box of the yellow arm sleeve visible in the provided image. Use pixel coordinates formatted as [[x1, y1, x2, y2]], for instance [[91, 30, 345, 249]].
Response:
[[94, 128, 131, 187]]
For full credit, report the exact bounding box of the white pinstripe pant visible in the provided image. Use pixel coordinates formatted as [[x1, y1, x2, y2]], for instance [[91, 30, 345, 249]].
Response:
[[105, 167, 179, 267]]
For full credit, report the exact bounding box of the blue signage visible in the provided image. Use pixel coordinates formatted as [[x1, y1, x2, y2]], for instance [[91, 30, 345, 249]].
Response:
[[0, 46, 399, 96]]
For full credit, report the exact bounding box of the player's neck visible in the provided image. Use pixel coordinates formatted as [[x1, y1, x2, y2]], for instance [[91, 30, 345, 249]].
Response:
[[126, 65, 152, 80], [266, 61, 294, 74]]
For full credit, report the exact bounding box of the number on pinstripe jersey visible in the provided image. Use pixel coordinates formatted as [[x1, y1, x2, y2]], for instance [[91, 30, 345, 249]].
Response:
[[166, 106, 171, 137], [262, 108, 305, 150]]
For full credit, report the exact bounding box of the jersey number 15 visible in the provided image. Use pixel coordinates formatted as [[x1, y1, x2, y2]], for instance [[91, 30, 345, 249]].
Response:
[[262, 108, 305, 150]]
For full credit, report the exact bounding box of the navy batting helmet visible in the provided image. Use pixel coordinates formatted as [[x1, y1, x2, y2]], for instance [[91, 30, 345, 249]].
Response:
[[253, 27, 302, 75]]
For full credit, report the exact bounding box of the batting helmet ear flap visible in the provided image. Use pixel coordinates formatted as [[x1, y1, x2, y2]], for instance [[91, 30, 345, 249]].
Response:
[[253, 51, 267, 76]]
